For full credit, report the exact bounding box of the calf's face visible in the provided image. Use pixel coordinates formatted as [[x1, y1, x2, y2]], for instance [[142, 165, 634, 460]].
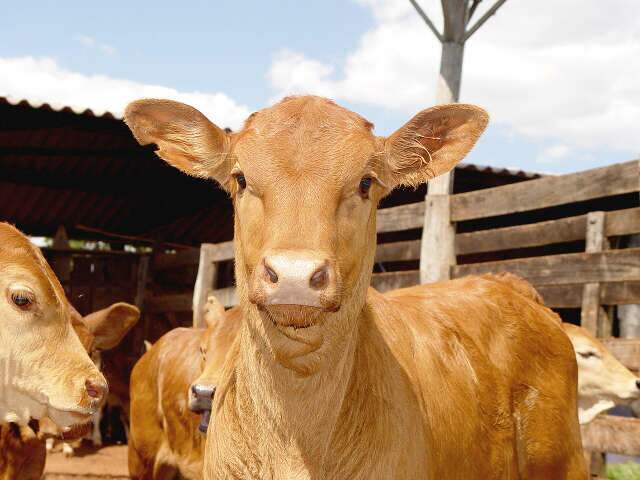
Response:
[[125, 96, 487, 328], [39, 302, 139, 441], [0, 224, 109, 427], [563, 323, 640, 423]]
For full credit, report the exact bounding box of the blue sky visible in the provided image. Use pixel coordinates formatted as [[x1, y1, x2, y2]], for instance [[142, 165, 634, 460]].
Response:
[[1, 0, 638, 174]]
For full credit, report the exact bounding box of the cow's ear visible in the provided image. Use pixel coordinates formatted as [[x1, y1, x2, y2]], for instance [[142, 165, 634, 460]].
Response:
[[382, 104, 488, 189], [124, 99, 233, 190], [84, 302, 141, 351]]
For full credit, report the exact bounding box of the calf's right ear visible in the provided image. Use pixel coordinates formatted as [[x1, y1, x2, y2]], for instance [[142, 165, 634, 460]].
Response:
[[124, 99, 232, 189]]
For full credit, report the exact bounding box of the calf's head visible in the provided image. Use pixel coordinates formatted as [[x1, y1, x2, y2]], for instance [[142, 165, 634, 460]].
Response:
[[39, 301, 139, 440], [125, 96, 487, 330], [0, 224, 108, 427], [563, 323, 640, 424]]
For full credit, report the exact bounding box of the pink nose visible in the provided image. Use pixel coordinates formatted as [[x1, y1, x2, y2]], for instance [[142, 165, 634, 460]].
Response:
[[252, 251, 338, 309]]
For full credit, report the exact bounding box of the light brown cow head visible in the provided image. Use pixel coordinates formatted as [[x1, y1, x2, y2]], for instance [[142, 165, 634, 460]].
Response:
[[125, 96, 487, 360], [39, 301, 140, 444], [563, 323, 640, 424], [0, 223, 108, 428]]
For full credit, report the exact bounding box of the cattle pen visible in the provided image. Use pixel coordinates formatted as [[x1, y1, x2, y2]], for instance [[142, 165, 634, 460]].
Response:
[[1, 96, 639, 478]]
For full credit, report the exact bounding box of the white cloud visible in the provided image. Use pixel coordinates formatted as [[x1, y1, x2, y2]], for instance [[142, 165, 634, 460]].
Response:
[[268, 0, 640, 155], [75, 34, 118, 57], [536, 144, 570, 164], [0, 56, 251, 130]]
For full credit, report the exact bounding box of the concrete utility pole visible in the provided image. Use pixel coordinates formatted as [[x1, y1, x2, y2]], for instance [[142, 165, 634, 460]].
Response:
[[410, 0, 509, 283]]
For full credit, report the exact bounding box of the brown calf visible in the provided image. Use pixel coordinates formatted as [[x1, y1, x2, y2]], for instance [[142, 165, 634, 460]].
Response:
[[128, 300, 239, 479], [126, 96, 586, 479], [562, 323, 640, 424], [0, 301, 139, 479], [0, 223, 107, 427]]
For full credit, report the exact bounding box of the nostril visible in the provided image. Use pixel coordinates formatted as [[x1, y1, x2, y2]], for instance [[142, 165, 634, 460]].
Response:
[[310, 266, 329, 290], [85, 380, 104, 400], [636, 379, 640, 390], [264, 262, 279, 284], [191, 384, 198, 396]]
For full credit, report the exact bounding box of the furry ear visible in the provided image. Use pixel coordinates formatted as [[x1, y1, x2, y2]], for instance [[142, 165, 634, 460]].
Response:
[[383, 104, 488, 189], [83, 302, 140, 351], [124, 99, 233, 189]]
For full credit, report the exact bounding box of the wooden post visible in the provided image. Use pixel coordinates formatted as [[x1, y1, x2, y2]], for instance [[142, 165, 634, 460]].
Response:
[[134, 256, 149, 309], [580, 211, 610, 336], [420, 176, 455, 283], [193, 245, 218, 328], [51, 225, 73, 285], [580, 211, 609, 477], [619, 234, 640, 337]]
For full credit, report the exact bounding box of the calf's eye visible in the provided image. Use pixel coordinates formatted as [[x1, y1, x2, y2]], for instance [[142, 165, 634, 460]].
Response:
[[236, 174, 247, 191], [11, 291, 34, 309], [578, 351, 598, 359], [359, 176, 373, 198]]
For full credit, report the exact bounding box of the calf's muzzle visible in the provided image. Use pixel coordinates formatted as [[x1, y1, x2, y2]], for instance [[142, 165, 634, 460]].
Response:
[[249, 251, 340, 311], [189, 383, 216, 434]]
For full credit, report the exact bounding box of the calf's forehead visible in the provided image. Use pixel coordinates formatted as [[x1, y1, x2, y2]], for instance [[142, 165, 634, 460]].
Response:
[[233, 96, 379, 180]]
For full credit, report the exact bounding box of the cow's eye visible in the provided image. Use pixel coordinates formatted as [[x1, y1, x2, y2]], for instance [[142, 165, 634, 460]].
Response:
[[359, 176, 373, 198], [11, 290, 34, 309], [235, 174, 247, 191], [578, 351, 599, 359]]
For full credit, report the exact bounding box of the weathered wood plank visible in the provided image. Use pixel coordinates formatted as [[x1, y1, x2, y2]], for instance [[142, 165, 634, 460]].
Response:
[[581, 415, 640, 456], [376, 202, 424, 233], [375, 240, 421, 263], [210, 287, 238, 308], [455, 207, 640, 256], [420, 195, 454, 283], [602, 339, 640, 372], [452, 248, 640, 286], [134, 256, 149, 309], [371, 270, 419, 292], [606, 207, 640, 237], [192, 246, 218, 328], [146, 293, 192, 313], [535, 282, 640, 308], [155, 241, 235, 270], [455, 215, 587, 255], [451, 160, 640, 222], [202, 241, 235, 263], [581, 212, 607, 335], [154, 248, 200, 269]]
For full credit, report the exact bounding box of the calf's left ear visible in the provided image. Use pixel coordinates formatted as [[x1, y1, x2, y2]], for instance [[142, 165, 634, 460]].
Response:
[[382, 104, 488, 189], [84, 302, 141, 351]]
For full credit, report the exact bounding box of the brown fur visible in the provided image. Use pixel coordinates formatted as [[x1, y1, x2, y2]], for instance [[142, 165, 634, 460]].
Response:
[[0, 301, 139, 479], [128, 309, 240, 479], [125, 96, 586, 479]]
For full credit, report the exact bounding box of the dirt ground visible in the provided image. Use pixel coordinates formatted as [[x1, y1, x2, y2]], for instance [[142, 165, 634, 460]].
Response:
[[43, 444, 129, 479]]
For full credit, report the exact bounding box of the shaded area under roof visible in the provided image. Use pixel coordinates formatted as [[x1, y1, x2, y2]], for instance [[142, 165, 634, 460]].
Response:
[[0, 96, 541, 246]]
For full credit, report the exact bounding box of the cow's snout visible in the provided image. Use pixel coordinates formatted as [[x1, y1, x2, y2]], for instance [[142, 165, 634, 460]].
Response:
[[85, 377, 108, 409], [250, 251, 340, 311], [189, 383, 216, 412]]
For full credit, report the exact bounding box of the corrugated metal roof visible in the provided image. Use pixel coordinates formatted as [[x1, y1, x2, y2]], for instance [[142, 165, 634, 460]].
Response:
[[0, 95, 121, 119], [0, 96, 541, 245], [458, 162, 542, 179]]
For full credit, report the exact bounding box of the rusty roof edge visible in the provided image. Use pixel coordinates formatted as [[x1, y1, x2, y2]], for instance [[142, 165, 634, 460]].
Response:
[[0, 95, 122, 120], [457, 162, 546, 178]]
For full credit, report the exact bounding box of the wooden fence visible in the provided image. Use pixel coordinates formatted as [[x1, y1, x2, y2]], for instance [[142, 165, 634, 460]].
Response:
[[152, 159, 640, 463]]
